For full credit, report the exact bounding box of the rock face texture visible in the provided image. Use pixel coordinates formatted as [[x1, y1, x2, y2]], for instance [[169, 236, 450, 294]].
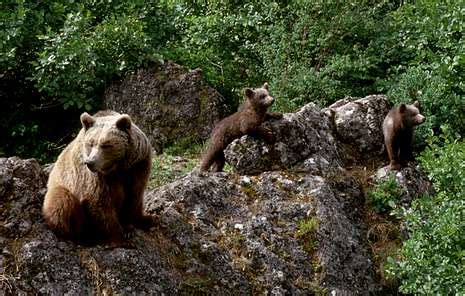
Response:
[[224, 103, 343, 175], [104, 61, 227, 153], [324, 95, 391, 154], [0, 95, 431, 294], [374, 163, 434, 208]]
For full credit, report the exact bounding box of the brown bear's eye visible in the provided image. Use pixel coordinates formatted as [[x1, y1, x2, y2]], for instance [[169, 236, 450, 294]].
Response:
[[100, 143, 113, 149], [260, 94, 267, 100]]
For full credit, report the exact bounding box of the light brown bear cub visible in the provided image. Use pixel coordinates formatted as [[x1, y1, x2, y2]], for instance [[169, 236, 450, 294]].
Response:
[[200, 83, 282, 172], [43, 110, 154, 247], [383, 101, 425, 170]]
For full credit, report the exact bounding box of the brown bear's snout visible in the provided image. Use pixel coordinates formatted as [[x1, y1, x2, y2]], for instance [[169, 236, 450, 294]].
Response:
[[84, 159, 97, 172]]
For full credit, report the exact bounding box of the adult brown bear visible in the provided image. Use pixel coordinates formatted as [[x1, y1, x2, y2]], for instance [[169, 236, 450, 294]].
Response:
[[43, 110, 154, 247]]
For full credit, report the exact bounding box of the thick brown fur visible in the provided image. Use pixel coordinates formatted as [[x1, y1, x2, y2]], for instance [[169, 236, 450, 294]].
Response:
[[200, 83, 282, 172], [43, 110, 154, 247], [382, 101, 425, 170]]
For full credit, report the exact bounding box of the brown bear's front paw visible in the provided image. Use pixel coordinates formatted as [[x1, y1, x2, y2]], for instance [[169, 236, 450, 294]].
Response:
[[135, 215, 158, 231], [123, 224, 136, 239]]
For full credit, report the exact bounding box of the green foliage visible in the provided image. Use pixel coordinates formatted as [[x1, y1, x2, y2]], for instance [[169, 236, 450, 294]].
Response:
[[163, 1, 272, 106], [31, 11, 154, 110], [296, 217, 319, 253], [296, 217, 318, 237], [367, 175, 403, 213], [0, 1, 172, 161], [2, 0, 465, 161], [385, 135, 465, 294], [261, 1, 398, 111]]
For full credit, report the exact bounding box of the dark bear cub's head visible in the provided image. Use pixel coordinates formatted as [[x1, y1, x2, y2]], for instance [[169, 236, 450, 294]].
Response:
[[399, 101, 426, 127], [244, 83, 274, 111]]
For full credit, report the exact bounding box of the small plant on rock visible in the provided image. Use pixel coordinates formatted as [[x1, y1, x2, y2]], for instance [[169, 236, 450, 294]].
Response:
[[367, 175, 402, 213], [296, 217, 319, 253]]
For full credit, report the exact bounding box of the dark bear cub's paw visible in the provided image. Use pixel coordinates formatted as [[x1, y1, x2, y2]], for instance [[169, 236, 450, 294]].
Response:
[[266, 112, 283, 120]]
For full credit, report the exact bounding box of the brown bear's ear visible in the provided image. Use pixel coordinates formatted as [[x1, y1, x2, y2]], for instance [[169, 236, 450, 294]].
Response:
[[80, 112, 95, 130], [245, 88, 255, 98], [262, 82, 269, 90], [399, 104, 406, 113], [116, 114, 132, 130], [413, 101, 420, 108]]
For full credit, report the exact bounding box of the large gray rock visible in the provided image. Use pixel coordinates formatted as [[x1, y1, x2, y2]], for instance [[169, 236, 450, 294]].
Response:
[[324, 95, 391, 154], [144, 170, 381, 294], [1, 94, 429, 294], [224, 103, 344, 175], [104, 61, 226, 153]]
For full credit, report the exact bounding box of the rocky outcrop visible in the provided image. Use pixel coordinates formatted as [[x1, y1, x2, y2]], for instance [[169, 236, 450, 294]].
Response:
[[0, 157, 178, 295], [0, 95, 432, 294], [224, 95, 391, 175], [145, 170, 379, 294], [104, 61, 227, 153], [224, 103, 344, 175], [323, 95, 391, 154]]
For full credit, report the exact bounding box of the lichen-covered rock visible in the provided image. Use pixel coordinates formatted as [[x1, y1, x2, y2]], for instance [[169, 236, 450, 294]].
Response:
[[104, 61, 226, 152], [144, 170, 382, 294], [324, 95, 391, 154], [224, 103, 343, 175], [374, 163, 434, 207]]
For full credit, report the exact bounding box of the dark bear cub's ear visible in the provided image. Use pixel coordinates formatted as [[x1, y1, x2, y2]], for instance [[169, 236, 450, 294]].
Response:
[[262, 82, 269, 90], [116, 114, 132, 130], [413, 101, 420, 108], [245, 88, 255, 98], [80, 112, 95, 130], [399, 103, 406, 113]]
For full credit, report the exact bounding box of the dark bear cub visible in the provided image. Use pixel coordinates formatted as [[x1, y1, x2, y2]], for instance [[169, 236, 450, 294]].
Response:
[[383, 101, 425, 170], [200, 83, 282, 172]]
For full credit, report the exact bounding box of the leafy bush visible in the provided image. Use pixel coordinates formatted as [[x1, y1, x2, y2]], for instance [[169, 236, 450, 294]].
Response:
[[367, 175, 402, 213], [32, 11, 154, 110], [385, 134, 465, 294], [163, 1, 272, 107]]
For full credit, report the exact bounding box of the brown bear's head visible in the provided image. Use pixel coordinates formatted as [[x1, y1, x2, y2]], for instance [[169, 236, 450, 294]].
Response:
[[244, 82, 274, 111], [399, 101, 426, 127], [80, 112, 132, 175]]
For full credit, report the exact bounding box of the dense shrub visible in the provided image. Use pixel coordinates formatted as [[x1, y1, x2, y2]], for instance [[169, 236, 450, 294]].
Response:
[[385, 132, 465, 294], [32, 11, 153, 110], [0, 1, 172, 161]]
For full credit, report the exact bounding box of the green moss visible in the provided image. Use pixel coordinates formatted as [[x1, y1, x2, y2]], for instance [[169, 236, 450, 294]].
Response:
[[296, 217, 319, 254]]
